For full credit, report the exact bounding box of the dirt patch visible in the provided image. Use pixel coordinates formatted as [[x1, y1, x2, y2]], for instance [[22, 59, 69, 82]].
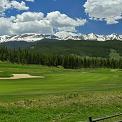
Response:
[[0, 74, 44, 80]]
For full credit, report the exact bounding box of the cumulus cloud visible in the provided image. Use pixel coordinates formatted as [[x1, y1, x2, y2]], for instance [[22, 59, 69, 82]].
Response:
[[46, 11, 86, 32], [12, 18, 53, 35], [0, 11, 86, 35], [0, 17, 13, 35], [0, 0, 29, 15], [14, 12, 44, 22], [84, 0, 122, 24], [10, 1, 29, 10]]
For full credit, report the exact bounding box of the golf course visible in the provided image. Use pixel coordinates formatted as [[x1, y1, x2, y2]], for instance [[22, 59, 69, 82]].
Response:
[[0, 62, 121, 122]]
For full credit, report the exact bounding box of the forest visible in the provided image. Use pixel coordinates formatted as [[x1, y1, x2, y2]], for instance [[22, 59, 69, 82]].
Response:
[[0, 46, 122, 69]]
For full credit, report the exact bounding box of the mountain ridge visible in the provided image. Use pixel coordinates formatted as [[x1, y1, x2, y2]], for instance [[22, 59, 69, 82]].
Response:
[[0, 32, 122, 43]]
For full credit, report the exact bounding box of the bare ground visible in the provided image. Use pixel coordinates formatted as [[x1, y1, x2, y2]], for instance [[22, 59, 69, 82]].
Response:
[[0, 74, 44, 79]]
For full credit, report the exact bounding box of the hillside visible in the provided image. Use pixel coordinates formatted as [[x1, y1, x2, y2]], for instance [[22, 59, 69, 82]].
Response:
[[1, 39, 122, 58]]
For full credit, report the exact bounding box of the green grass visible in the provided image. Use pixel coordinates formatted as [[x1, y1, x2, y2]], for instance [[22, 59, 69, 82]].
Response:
[[0, 71, 12, 78], [0, 62, 121, 122]]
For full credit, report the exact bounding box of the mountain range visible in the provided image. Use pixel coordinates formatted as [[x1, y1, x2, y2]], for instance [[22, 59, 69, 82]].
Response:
[[0, 31, 122, 43]]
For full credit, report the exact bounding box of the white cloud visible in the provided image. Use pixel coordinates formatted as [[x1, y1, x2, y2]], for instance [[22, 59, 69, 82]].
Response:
[[0, 17, 13, 35], [12, 20, 53, 35], [46, 11, 86, 32], [47, 11, 86, 27], [84, 0, 122, 24], [0, 11, 86, 35], [10, 1, 29, 10], [0, 0, 29, 15], [14, 12, 44, 22]]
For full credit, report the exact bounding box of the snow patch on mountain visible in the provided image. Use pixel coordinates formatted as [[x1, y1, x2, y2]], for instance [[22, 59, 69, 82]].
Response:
[[0, 32, 122, 43], [54, 31, 81, 40]]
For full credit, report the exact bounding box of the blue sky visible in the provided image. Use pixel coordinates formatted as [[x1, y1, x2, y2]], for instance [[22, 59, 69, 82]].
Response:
[[0, 0, 122, 35]]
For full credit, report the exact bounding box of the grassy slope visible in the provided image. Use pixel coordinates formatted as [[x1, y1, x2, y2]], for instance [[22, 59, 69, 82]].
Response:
[[0, 62, 121, 121]]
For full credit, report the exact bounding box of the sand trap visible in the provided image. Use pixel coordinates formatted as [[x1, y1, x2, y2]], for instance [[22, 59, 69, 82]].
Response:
[[0, 74, 44, 80]]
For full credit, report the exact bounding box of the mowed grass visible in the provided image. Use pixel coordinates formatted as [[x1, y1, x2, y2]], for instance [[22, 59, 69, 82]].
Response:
[[0, 62, 121, 122]]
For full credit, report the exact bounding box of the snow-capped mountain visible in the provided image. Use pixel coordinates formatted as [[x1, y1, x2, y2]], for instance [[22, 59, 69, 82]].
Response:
[[0, 33, 58, 43], [54, 31, 81, 40], [0, 32, 122, 43]]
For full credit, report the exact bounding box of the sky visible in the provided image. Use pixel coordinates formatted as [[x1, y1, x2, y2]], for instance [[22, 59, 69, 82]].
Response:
[[0, 0, 122, 35]]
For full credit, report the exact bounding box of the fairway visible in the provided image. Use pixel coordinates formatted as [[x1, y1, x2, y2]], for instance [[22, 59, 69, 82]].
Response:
[[0, 62, 121, 122]]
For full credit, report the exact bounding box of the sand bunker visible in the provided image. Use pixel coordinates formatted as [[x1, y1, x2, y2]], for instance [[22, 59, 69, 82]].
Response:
[[0, 74, 44, 80]]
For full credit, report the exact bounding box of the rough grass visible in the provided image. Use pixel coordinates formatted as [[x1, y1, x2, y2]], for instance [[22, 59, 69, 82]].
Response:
[[0, 71, 12, 78], [0, 62, 121, 122]]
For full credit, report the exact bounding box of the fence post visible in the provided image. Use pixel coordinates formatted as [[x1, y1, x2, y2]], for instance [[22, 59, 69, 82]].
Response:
[[89, 117, 93, 122]]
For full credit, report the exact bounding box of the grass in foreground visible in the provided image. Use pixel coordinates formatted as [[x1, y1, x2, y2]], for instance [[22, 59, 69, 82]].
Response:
[[0, 62, 121, 122]]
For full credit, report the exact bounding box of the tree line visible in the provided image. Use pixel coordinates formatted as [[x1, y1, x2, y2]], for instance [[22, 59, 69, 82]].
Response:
[[0, 47, 122, 69]]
